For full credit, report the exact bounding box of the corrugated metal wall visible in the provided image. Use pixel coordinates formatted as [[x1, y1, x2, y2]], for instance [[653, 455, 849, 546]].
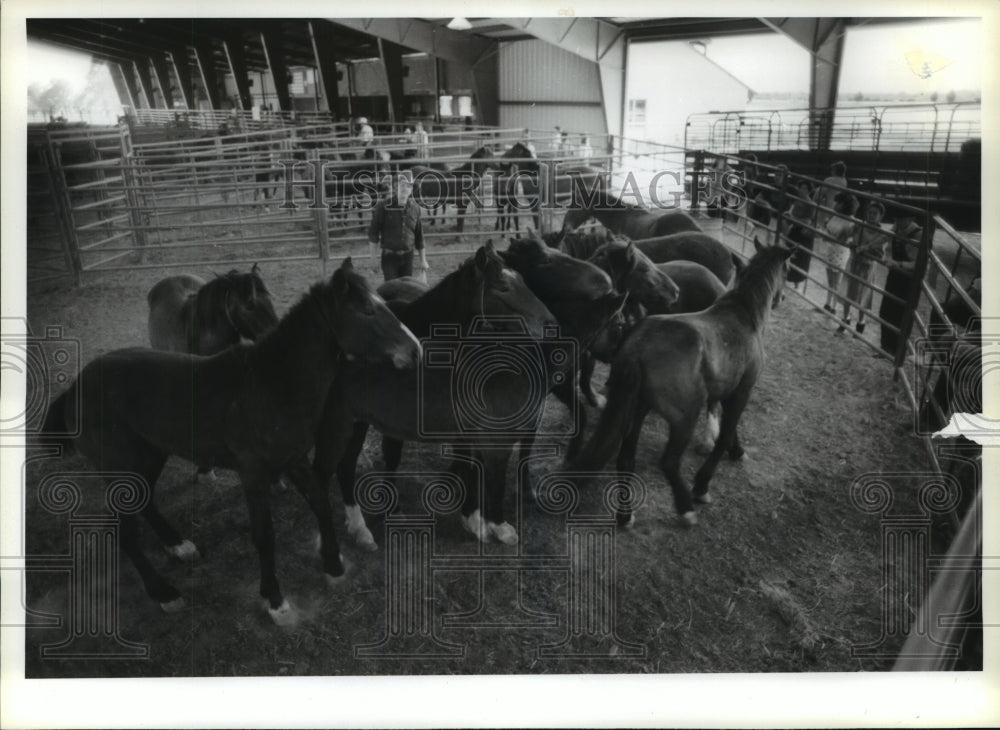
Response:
[[498, 39, 607, 137]]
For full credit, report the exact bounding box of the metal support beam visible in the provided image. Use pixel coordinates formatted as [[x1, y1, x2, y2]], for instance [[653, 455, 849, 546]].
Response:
[[378, 38, 407, 125], [327, 17, 493, 68], [760, 17, 846, 150], [133, 59, 156, 109], [110, 62, 136, 111], [170, 48, 196, 109], [309, 21, 341, 117], [500, 18, 627, 137], [222, 37, 253, 110], [260, 31, 291, 112], [471, 51, 499, 126], [149, 53, 175, 108], [193, 40, 222, 109]]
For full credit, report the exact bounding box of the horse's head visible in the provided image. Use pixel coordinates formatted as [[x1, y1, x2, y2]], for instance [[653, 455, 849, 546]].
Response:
[[328, 258, 421, 370], [561, 205, 595, 233], [590, 240, 680, 315], [586, 291, 630, 362], [500, 230, 552, 269], [460, 241, 556, 338], [751, 239, 795, 310], [219, 264, 280, 341]]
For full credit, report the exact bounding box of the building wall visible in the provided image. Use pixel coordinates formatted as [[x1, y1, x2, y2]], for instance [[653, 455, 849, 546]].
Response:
[[498, 39, 607, 137]]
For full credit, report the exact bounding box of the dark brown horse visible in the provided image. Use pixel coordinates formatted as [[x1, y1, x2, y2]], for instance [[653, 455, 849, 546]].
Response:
[[147, 265, 278, 356], [566, 240, 792, 527], [410, 146, 494, 230], [586, 240, 681, 318], [42, 259, 421, 626], [312, 245, 562, 548], [568, 229, 741, 288], [561, 188, 703, 240]]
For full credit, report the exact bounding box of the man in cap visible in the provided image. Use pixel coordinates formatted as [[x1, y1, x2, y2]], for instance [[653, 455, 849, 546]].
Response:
[[355, 116, 374, 146], [368, 171, 428, 282]]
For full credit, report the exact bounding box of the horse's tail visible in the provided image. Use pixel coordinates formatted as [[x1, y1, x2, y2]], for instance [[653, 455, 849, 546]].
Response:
[[40, 390, 75, 453], [567, 356, 643, 472]]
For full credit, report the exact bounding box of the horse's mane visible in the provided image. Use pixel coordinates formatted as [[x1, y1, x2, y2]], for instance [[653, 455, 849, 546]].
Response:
[[715, 247, 788, 328], [256, 268, 370, 355]]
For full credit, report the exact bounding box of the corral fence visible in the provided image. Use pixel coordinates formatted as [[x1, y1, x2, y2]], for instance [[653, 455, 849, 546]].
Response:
[[686, 150, 981, 669]]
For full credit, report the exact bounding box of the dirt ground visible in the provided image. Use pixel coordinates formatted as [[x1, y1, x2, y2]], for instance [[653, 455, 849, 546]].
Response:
[[20, 212, 959, 677]]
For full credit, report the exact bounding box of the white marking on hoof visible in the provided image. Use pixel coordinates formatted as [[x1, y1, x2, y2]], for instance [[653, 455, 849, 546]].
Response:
[[680, 511, 698, 527], [325, 572, 347, 589], [268, 599, 298, 626], [591, 393, 608, 410], [737, 452, 749, 463], [694, 493, 713, 505], [461, 510, 489, 543], [622, 514, 636, 530], [345, 505, 377, 550], [164, 540, 201, 562], [160, 597, 186, 613], [706, 410, 721, 443], [488, 521, 519, 545]]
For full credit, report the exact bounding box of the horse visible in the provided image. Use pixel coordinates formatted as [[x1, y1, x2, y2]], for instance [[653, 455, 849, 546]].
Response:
[[559, 227, 740, 289], [553, 228, 613, 258], [565, 240, 793, 527], [409, 146, 494, 230], [561, 188, 703, 240], [41, 259, 421, 626], [496, 142, 608, 232], [147, 264, 278, 356], [586, 240, 681, 319], [657, 260, 728, 314], [318, 243, 562, 549]]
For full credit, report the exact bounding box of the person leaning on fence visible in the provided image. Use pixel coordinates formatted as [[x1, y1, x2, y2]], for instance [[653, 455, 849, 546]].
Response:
[[814, 161, 848, 226], [840, 201, 889, 335], [782, 179, 817, 289], [817, 192, 860, 316], [577, 135, 593, 160], [368, 172, 428, 282], [878, 214, 923, 356]]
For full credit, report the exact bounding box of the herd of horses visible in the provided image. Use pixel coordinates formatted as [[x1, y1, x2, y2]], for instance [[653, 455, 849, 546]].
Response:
[[40, 142, 797, 626]]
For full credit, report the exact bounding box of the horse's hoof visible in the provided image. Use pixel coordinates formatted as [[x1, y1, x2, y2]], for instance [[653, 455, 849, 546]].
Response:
[[268, 599, 298, 627], [679, 511, 698, 527], [488, 521, 519, 545], [694, 493, 713, 505], [160, 597, 186, 613], [325, 573, 347, 589], [164, 540, 201, 562], [590, 393, 608, 410], [618, 513, 636, 530], [461, 510, 489, 543], [349, 526, 379, 552]]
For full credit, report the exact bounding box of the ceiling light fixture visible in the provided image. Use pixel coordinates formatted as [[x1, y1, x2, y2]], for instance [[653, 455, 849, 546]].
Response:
[[446, 17, 473, 31]]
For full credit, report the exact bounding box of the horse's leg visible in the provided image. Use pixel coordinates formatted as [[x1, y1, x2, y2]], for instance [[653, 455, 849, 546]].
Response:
[[483, 448, 518, 545], [614, 405, 650, 529], [237, 468, 291, 624], [284, 455, 348, 584], [659, 411, 699, 526], [551, 378, 588, 463], [693, 385, 753, 504], [451, 446, 487, 542], [336, 422, 378, 551], [579, 350, 604, 408], [119, 512, 185, 611]]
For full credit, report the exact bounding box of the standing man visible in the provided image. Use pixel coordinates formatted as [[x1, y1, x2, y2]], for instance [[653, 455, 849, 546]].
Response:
[[355, 116, 375, 147], [368, 172, 428, 282], [411, 121, 430, 159]]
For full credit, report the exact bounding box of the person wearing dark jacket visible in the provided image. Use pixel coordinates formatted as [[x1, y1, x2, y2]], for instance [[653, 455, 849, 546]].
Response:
[[368, 172, 428, 282]]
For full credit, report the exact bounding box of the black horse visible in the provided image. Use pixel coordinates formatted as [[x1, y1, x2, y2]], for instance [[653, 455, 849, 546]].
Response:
[[147, 264, 278, 356], [496, 142, 608, 232], [409, 146, 494, 230], [313, 244, 561, 548], [42, 259, 421, 626], [566, 241, 792, 527], [561, 188, 703, 240]]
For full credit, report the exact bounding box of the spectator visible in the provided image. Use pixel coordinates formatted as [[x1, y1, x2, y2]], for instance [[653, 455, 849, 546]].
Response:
[[520, 129, 537, 158], [578, 135, 593, 160], [410, 121, 430, 159], [355, 116, 375, 146], [878, 215, 923, 356], [817, 192, 860, 315], [840, 201, 889, 334], [556, 130, 571, 156], [814, 160, 848, 226], [782, 179, 816, 288], [368, 172, 428, 282]]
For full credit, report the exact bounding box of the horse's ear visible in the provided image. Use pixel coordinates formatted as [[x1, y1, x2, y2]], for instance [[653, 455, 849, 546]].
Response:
[[341, 256, 354, 272], [484, 239, 496, 254], [251, 262, 260, 275], [753, 237, 765, 253], [474, 246, 489, 271]]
